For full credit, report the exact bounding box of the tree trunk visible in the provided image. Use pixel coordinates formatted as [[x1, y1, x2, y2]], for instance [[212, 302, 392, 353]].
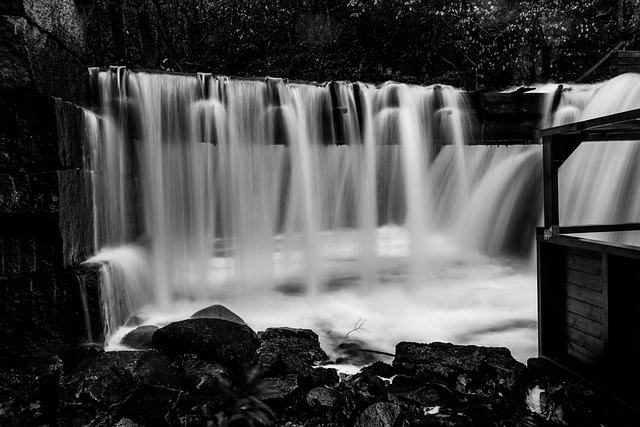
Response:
[[618, 0, 625, 32]]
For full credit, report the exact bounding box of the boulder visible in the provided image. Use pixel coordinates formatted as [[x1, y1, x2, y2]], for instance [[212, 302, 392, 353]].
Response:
[[152, 318, 260, 372], [306, 386, 345, 410], [394, 342, 530, 402], [388, 374, 453, 408], [261, 327, 319, 342], [258, 374, 303, 413], [121, 325, 158, 350], [180, 357, 229, 392], [190, 304, 246, 324], [257, 336, 331, 381], [354, 402, 402, 427], [304, 386, 351, 425], [341, 371, 389, 409]]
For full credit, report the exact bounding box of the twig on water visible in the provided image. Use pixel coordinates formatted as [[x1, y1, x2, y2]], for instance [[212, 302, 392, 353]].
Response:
[[346, 318, 367, 337]]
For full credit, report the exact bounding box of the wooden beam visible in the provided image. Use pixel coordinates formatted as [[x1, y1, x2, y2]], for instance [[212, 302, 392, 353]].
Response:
[[559, 222, 640, 234], [543, 135, 559, 228], [540, 107, 640, 138]]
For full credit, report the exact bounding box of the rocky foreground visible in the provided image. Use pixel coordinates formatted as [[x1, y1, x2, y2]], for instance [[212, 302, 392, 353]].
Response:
[[0, 306, 636, 427]]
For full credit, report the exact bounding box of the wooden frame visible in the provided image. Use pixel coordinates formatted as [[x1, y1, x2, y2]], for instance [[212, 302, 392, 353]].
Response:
[[537, 108, 640, 411]]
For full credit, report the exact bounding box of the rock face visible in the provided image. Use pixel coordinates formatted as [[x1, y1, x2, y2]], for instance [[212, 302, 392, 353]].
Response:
[[152, 318, 261, 372]]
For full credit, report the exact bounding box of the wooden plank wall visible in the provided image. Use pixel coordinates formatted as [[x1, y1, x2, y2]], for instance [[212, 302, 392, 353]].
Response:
[[558, 247, 606, 368], [538, 234, 640, 410], [616, 51, 640, 73]]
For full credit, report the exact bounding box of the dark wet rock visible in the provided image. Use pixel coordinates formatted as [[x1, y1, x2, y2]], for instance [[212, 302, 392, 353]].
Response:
[[302, 386, 351, 425], [190, 303, 246, 324], [258, 334, 338, 394], [258, 374, 304, 413], [394, 342, 530, 402], [354, 402, 402, 427], [121, 383, 183, 426], [360, 361, 396, 379], [181, 357, 229, 392], [258, 336, 330, 376], [261, 326, 319, 342], [6, 323, 640, 427], [526, 357, 638, 427], [152, 318, 260, 372], [389, 378, 452, 408], [306, 386, 345, 409], [0, 355, 62, 427], [61, 342, 105, 366], [121, 325, 158, 350], [341, 370, 389, 409], [58, 350, 224, 427], [307, 366, 341, 389]]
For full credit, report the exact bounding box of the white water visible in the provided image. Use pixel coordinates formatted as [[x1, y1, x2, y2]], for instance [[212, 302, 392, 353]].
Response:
[[84, 70, 640, 363]]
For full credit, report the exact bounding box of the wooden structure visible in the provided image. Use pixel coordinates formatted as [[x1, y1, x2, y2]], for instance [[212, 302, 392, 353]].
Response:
[[577, 46, 640, 83], [615, 50, 640, 74], [537, 108, 640, 411]]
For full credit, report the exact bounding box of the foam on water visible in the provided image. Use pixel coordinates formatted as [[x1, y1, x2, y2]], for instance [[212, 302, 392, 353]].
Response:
[[104, 227, 537, 362]]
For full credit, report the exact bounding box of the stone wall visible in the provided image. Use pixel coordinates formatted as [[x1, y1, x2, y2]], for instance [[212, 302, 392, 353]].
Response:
[[0, 0, 101, 364]]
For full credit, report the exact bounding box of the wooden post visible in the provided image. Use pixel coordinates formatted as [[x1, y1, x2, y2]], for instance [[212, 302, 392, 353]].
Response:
[[542, 135, 559, 229]]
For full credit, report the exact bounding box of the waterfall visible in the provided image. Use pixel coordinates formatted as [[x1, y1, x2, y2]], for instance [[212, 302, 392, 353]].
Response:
[[86, 68, 546, 353]]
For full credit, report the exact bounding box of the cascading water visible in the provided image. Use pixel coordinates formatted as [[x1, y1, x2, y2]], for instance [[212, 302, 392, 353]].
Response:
[[86, 67, 547, 361], [542, 73, 640, 245]]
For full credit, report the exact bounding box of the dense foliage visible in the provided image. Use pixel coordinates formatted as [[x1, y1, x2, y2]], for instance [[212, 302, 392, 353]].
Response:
[[89, 0, 640, 89]]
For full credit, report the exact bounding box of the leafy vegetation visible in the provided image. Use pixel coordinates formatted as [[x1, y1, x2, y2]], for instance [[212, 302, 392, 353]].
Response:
[[91, 0, 640, 88], [206, 365, 276, 427]]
